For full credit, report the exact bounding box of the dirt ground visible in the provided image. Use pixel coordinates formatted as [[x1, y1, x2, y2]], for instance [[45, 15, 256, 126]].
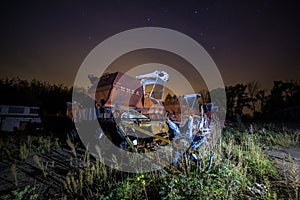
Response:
[[265, 146, 300, 177]]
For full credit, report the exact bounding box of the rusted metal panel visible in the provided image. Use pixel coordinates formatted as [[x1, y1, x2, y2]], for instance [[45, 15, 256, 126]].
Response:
[[87, 72, 144, 108]]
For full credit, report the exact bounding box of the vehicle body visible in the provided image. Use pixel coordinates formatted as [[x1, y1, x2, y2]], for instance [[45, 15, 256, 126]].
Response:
[[67, 70, 216, 164]]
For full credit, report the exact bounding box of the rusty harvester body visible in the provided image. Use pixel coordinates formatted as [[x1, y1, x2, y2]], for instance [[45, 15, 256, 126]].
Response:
[[67, 70, 217, 164]]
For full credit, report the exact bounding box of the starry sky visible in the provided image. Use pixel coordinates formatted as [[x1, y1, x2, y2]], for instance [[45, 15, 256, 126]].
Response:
[[1, 0, 299, 90]]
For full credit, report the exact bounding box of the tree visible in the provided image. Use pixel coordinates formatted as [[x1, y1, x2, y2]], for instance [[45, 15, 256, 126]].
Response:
[[263, 80, 300, 120], [246, 81, 263, 115], [225, 84, 249, 119], [255, 89, 267, 115]]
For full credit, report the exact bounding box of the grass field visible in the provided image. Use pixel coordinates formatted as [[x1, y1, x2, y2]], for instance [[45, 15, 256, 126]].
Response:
[[0, 124, 299, 199]]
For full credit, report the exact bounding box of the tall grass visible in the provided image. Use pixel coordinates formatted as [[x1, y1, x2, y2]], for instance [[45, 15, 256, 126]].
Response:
[[2, 125, 299, 199], [60, 126, 290, 199], [0, 133, 60, 161]]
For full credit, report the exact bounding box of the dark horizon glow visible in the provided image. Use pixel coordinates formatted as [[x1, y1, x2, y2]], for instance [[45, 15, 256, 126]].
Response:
[[1, 1, 299, 90]]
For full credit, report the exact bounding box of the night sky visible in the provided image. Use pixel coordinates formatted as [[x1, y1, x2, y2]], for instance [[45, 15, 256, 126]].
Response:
[[1, 0, 299, 89]]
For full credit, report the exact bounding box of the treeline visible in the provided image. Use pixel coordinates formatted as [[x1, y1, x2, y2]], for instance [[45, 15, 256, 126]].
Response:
[[224, 80, 300, 121]]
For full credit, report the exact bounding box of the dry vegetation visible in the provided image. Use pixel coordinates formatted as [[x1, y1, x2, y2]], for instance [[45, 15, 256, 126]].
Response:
[[0, 124, 299, 199]]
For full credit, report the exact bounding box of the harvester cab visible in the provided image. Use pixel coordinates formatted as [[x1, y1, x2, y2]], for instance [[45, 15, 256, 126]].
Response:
[[136, 70, 169, 106]]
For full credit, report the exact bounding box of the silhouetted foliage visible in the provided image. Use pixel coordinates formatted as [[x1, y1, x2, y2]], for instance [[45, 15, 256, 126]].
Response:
[[225, 84, 250, 120], [263, 80, 300, 120], [0, 77, 72, 115], [246, 81, 263, 114], [225, 80, 300, 121]]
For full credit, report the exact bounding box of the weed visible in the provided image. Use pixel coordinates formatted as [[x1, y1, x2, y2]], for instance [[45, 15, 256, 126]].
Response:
[[1, 185, 39, 200], [33, 155, 47, 178], [19, 143, 29, 160], [66, 134, 77, 158], [11, 163, 18, 186]]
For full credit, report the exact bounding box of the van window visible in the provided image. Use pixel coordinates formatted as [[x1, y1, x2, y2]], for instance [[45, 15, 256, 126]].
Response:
[[8, 107, 24, 113]]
